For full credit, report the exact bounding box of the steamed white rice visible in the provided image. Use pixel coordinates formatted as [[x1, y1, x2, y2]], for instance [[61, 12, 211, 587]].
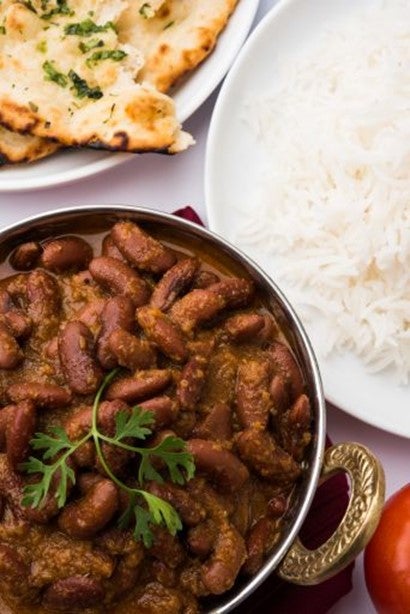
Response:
[[236, 0, 410, 383]]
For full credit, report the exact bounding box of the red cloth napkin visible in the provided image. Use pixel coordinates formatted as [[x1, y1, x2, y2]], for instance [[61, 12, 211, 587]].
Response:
[[173, 206, 354, 614]]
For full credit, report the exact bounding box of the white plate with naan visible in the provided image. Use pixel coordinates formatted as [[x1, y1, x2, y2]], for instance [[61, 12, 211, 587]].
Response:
[[0, 0, 259, 192], [205, 0, 410, 437]]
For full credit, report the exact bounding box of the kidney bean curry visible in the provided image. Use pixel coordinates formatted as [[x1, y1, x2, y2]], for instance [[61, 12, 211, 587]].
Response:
[[0, 217, 313, 613]]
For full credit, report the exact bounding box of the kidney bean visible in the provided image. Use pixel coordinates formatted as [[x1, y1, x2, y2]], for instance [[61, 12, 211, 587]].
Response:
[[150, 257, 200, 311], [109, 329, 157, 370], [254, 313, 277, 345], [1, 310, 32, 339], [77, 472, 103, 495], [7, 382, 72, 409], [147, 482, 206, 527], [0, 290, 32, 339], [27, 269, 61, 339], [192, 403, 233, 443], [187, 439, 249, 493], [267, 493, 289, 518], [0, 454, 60, 523], [235, 357, 272, 429], [96, 296, 135, 368], [9, 241, 42, 270], [277, 393, 312, 461], [243, 516, 279, 575], [0, 322, 23, 369], [138, 396, 177, 429], [40, 236, 93, 273], [58, 321, 103, 395], [222, 312, 265, 343], [193, 270, 220, 289], [64, 406, 92, 438], [231, 483, 252, 536], [6, 400, 36, 469], [89, 256, 151, 306], [75, 298, 106, 333], [187, 520, 217, 557], [270, 374, 291, 415], [137, 305, 188, 363], [268, 340, 304, 399], [102, 233, 128, 261], [106, 369, 172, 403], [236, 428, 301, 482], [42, 576, 105, 611], [177, 354, 207, 411], [201, 522, 246, 594], [0, 543, 34, 599], [58, 479, 118, 539], [169, 289, 226, 335], [111, 220, 176, 274], [208, 278, 255, 309]]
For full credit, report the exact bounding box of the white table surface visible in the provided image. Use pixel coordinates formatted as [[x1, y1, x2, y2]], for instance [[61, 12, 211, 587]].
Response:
[[0, 1, 408, 612]]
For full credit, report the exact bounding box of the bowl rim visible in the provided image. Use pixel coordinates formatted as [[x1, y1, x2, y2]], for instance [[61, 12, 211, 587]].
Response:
[[0, 204, 326, 612]]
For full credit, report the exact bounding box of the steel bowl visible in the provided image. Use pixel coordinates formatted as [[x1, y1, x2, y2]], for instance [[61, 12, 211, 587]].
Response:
[[0, 205, 385, 613]]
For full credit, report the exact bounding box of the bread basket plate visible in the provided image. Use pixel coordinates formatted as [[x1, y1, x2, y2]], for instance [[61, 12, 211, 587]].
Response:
[[0, 0, 258, 193], [205, 0, 410, 437]]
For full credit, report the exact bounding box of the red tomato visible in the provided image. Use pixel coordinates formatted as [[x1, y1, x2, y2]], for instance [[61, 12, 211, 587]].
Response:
[[364, 484, 410, 614]]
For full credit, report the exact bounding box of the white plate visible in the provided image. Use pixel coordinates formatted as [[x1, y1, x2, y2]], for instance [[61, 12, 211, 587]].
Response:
[[0, 0, 259, 193], [205, 0, 410, 437]]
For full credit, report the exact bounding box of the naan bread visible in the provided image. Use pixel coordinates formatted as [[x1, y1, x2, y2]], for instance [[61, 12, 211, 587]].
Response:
[[119, 0, 239, 92], [0, 2, 192, 154], [0, 0, 238, 164], [0, 126, 59, 165]]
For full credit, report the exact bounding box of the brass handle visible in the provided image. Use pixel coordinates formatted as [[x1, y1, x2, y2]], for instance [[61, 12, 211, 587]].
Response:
[[278, 442, 385, 585]]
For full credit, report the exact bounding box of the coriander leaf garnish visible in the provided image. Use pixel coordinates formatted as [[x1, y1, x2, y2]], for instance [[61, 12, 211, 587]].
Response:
[[68, 70, 103, 100], [114, 406, 154, 441], [145, 436, 195, 486], [21, 369, 195, 547], [43, 60, 67, 87], [41, 0, 74, 20], [64, 18, 115, 37], [20, 427, 82, 508], [85, 49, 127, 67], [118, 492, 182, 548], [78, 38, 104, 54]]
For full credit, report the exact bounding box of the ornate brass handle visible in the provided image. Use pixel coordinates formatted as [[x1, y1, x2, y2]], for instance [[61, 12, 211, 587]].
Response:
[[278, 442, 385, 585]]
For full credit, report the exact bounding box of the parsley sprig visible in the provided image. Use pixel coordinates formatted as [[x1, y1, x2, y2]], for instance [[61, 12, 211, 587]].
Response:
[[21, 369, 195, 547]]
